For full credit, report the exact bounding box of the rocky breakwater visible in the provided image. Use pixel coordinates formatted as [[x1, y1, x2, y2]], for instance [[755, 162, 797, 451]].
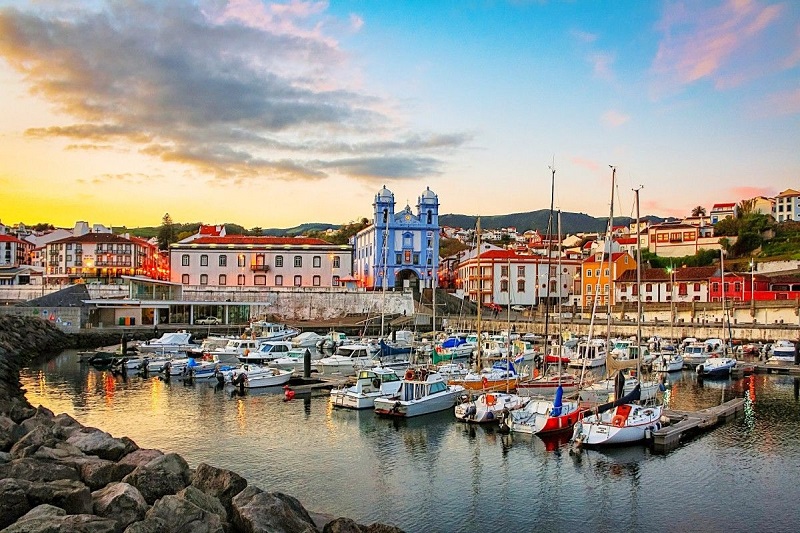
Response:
[[0, 316, 403, 533]]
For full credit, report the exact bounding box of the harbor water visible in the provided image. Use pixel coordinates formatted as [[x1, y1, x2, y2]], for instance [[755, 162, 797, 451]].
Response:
[[20, 350, 800, 533]]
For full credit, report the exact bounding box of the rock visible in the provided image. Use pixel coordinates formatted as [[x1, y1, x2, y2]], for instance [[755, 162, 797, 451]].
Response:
[[19, 406, 56, 434], [2, 513, 118, 533], [0, 478, 32, 529], [231, 486, 318, 533], [0, 451, 11, 463], [323, 517, 363, 533], [145, 492, 225, 533], [0, 415, 26, 451], [15, 503, 66, 520], [177, 485, 227, 521], [52, 413, 85, 439], [33, 441, 88, 463], [118, 449, 163, 469], [66, 428, 129, 461], [22, 478, 93, 515], [80, 457, 138, 491], [362, 523, 405, 533], [92, 482, 149, 533], [190, 462, 247, 516], [121, 453, 191, 504], [122, 517, 167, 532], [0, 457, 80, 482], [9, 425, 60, 459]]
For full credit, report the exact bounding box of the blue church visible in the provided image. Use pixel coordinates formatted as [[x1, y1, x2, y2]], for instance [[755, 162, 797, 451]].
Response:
[[352, 186, 440, 291]]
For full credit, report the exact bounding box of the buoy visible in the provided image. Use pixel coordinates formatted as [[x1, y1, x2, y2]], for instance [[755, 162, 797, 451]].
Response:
[[283, 385, 295, 401]]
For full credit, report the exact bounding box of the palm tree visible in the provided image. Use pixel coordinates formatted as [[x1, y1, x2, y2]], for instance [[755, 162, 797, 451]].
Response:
[[737, 198, 755, 218], [691, 205, 707, 217]]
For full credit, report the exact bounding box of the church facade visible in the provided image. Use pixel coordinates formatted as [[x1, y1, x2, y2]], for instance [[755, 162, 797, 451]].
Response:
[[352, 186, 440, 291]]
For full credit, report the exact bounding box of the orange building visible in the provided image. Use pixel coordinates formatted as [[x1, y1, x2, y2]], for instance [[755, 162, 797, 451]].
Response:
[[580, 252, 636, 309]]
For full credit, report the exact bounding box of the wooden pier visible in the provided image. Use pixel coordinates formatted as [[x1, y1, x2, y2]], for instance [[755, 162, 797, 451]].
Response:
[[651, 397, 746, 454], [752, 362, 800, 375]]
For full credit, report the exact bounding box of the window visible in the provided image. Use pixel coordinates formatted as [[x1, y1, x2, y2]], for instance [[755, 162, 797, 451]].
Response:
[[595, 269, 600, 277], [604, 268, 609, 277], [403, 233, 413, 247], [219, 274, 227, 285], [182, 255, 189, 267], [694, 283, 701, 292], [586, 284, 593, 294], [200, 274, 208, 285], [238, 254, 245, 267], [254, 275, 266, 285], [294, 275, 302, 286], [275, 255, 283, 268], [237, 274, 245, 285], [500, 280, 508, 292], [501, 266, 509, 277], [313, 256, 321, 268], [395, 253, 402, 264], [604, 284, 609, 295], [294, 256, 302, 268], [632, 284, 638, 296], [645, 283, 652, 292], [219, 255, 227, 267], [333, 256, 340, 268], [620, 284, 627, 293], [182, 274, 189, 284], [275, 275, 283, 286], [678, 283, 688, 296], [517, 279, 525, 292], [712, 282, 719, 292], [313, 275, 321, 287], [332, 275, 340, 286], [200, 254, 208, 267], [518, 266, 525, 277], [586, 269, 592, 277], [734, 282, 741, 292], [413, 253, 419, 265]]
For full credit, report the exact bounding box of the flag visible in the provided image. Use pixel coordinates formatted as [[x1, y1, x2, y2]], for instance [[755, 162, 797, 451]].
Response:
[[514, 353, 525, 364]]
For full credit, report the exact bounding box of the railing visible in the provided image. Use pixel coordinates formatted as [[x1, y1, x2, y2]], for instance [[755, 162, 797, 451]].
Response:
[[250, 264, 269, 272]]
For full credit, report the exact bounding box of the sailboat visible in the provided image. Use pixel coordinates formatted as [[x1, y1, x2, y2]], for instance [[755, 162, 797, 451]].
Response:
[[571, 184, 664, 447], [507, 208, 584, 434]]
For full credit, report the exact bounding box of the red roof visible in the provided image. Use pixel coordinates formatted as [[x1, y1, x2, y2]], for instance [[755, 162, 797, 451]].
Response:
[[712, 203, 736, 209], [199, 224, 224, 236], [615, 237, 636, 245], [190, 236, 332, 246], [478, 250, 519, 260], [583, 252, 630, 265], [0, 235, 27, 245]]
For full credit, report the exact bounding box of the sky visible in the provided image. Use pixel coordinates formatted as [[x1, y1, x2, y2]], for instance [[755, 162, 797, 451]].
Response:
[[0, 0, 798, 230]]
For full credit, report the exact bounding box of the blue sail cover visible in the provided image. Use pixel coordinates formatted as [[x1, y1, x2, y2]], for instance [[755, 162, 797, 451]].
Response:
[[441, 336, 465, 349], [491, 360, 516, 374], [550, 384, 564, 416]]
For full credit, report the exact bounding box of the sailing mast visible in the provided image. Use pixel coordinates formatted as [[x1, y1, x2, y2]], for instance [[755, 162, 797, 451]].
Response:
[[380, 211, 390, 338], [543, 164, 556, 356], [721, 249, 729, 355], [475, 217, 482, 371], [606, 165, 616, 357], [634, 186, 643, 381]]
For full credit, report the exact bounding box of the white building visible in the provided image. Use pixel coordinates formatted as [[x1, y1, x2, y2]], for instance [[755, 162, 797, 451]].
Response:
[[775, 189, 800, 222], [169, 236, 352, 288]]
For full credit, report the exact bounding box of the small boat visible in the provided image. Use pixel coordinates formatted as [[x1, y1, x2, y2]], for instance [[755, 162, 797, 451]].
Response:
[[696, 357, 736, 378], [506, 385, 584, 435], [578, 371, 662, 404], [447, 360, 521, 391], [766, 340, 796, 364], [268, 347, 321, 372], [330, 367, 403, 409], [682, 338, 726, 367], [229, 365, 293, 388], [249, 321, 300, 342], [374, 369, 465, 418], [238, 341, 293, 365], [454, 391, 528, 423], [291, 331, 324, 349], [651, 351, 684, 372], [431, 334, 475, 364], [209, 339, 263, 362], [137, 331, 197, 355], [567, 339, 606, 369], [315, 343, 378, 375]]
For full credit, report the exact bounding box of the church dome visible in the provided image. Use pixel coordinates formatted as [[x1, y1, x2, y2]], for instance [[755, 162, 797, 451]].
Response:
[[376, 185, 394, 202], [419, 187, 437, 203]]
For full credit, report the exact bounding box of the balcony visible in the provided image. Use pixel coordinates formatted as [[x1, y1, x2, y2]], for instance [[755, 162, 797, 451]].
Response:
[[250, 264, 270, 272]]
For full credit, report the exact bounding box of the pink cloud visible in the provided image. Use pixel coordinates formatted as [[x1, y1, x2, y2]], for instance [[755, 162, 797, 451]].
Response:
[[749, 88, 800, 118], [729, 185, 777, 199], [571, 156, 602, 173], [602, 110, 630, 127], [589, 51, 615, 81], [652, 0, 784, 91]]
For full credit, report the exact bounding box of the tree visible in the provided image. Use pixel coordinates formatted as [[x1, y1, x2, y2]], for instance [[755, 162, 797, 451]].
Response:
[[691, 206, 706, 217], [157, 213, 177, 250], [249, 227, 263, 236], [737, 198, 755, 218]]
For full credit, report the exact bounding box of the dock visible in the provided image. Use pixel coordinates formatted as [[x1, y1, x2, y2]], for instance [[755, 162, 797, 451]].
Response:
[[752, 362, 800, 375], [652, 397, 746, 454]]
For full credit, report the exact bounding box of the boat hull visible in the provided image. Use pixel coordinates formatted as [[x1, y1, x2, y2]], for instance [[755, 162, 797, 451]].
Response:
[[374, 389, 464, 418]]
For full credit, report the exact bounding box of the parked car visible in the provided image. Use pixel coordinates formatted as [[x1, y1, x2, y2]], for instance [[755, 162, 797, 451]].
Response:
[[195, 316, 221, 325]]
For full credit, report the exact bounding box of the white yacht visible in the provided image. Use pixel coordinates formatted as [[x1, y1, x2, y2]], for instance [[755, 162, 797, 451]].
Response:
[[374, 370, 465, 418], [330, 367, 402, 409], [315, 343, 378, 375]]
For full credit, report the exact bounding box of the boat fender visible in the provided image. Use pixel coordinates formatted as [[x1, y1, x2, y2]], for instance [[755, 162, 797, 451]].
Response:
[[612, 415, 625, 427], [486, 394, 497, 406], [372, 378, 381, 389]]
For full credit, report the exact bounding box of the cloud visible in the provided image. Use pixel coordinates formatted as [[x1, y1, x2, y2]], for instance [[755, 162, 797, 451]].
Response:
[[0, 1, 467, 183], [651, 0, 786, 92], [570, 156, 602, 173], [729, 185, 777, 199], [602, 110, 630, 127], [589, 51, 615, 81]]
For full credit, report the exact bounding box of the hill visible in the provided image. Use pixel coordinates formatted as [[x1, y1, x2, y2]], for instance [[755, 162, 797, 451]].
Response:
[[439, 210, 669, 234], [261, 223, 338, 236]]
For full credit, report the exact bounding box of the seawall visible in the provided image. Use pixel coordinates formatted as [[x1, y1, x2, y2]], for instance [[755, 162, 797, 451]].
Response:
[[0, 315, 403, 533]]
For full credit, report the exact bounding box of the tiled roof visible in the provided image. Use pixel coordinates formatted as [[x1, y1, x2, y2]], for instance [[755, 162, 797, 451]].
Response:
[[615, 237, 636, 245], [0, 235, 27, 245], [478, 250, 519, 260], [583, 252, 630, 264], [616, 266, 717, 282], [189, 236, 332, 246], [50, 233, 132, 245], [711, 203, 736, 209], [776, 189, 800, 198]]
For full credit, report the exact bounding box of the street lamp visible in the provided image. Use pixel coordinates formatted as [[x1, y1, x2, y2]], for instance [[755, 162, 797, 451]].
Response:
[[750, 260, 755, 301], [666, 266, 675, 341]]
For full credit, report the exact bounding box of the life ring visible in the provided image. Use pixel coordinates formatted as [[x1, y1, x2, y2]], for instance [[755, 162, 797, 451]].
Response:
[[244, 349, 250, 355], [404, 369, 415, 381], [612, 415, 625, 427], [436, 346, 443, 354], [372, 378, 381, 389], [486, 394, 496, 406]]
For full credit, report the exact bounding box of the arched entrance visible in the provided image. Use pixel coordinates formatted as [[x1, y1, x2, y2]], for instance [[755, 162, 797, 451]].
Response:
[[395, 269, 420, 292]]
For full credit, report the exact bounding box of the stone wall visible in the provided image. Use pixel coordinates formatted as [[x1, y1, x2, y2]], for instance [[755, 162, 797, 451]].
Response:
[[0, 316, 403, 533]]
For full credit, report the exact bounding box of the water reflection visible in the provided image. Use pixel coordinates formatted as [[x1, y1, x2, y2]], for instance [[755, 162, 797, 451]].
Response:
[[18, 350, 800, 533]]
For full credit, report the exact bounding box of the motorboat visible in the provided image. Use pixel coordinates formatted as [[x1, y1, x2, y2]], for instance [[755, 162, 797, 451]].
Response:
[[137, 332, 197, 355], [431, 333, 474, 365], [330, 367, 403, 409], [651, 350, 684, 372], [315, 343, 378, 375], [238, 341, 293, 365], [568, 339, 606, 369], [696, 357, 737, 378], [374, 369, 465, 418], [506, 386, 584, 435], [186, 335, 236, 358], [291, 331, 324, 349], [767, 340, 796, 364], [683, 338, 726, 367], [268, 347, 321, 372], [209, 339, 263, 362], [454, 391, 528, 423], [249, 321, 300, 342], [228, 364, 293, 388], [316, 331, 352, 351]]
